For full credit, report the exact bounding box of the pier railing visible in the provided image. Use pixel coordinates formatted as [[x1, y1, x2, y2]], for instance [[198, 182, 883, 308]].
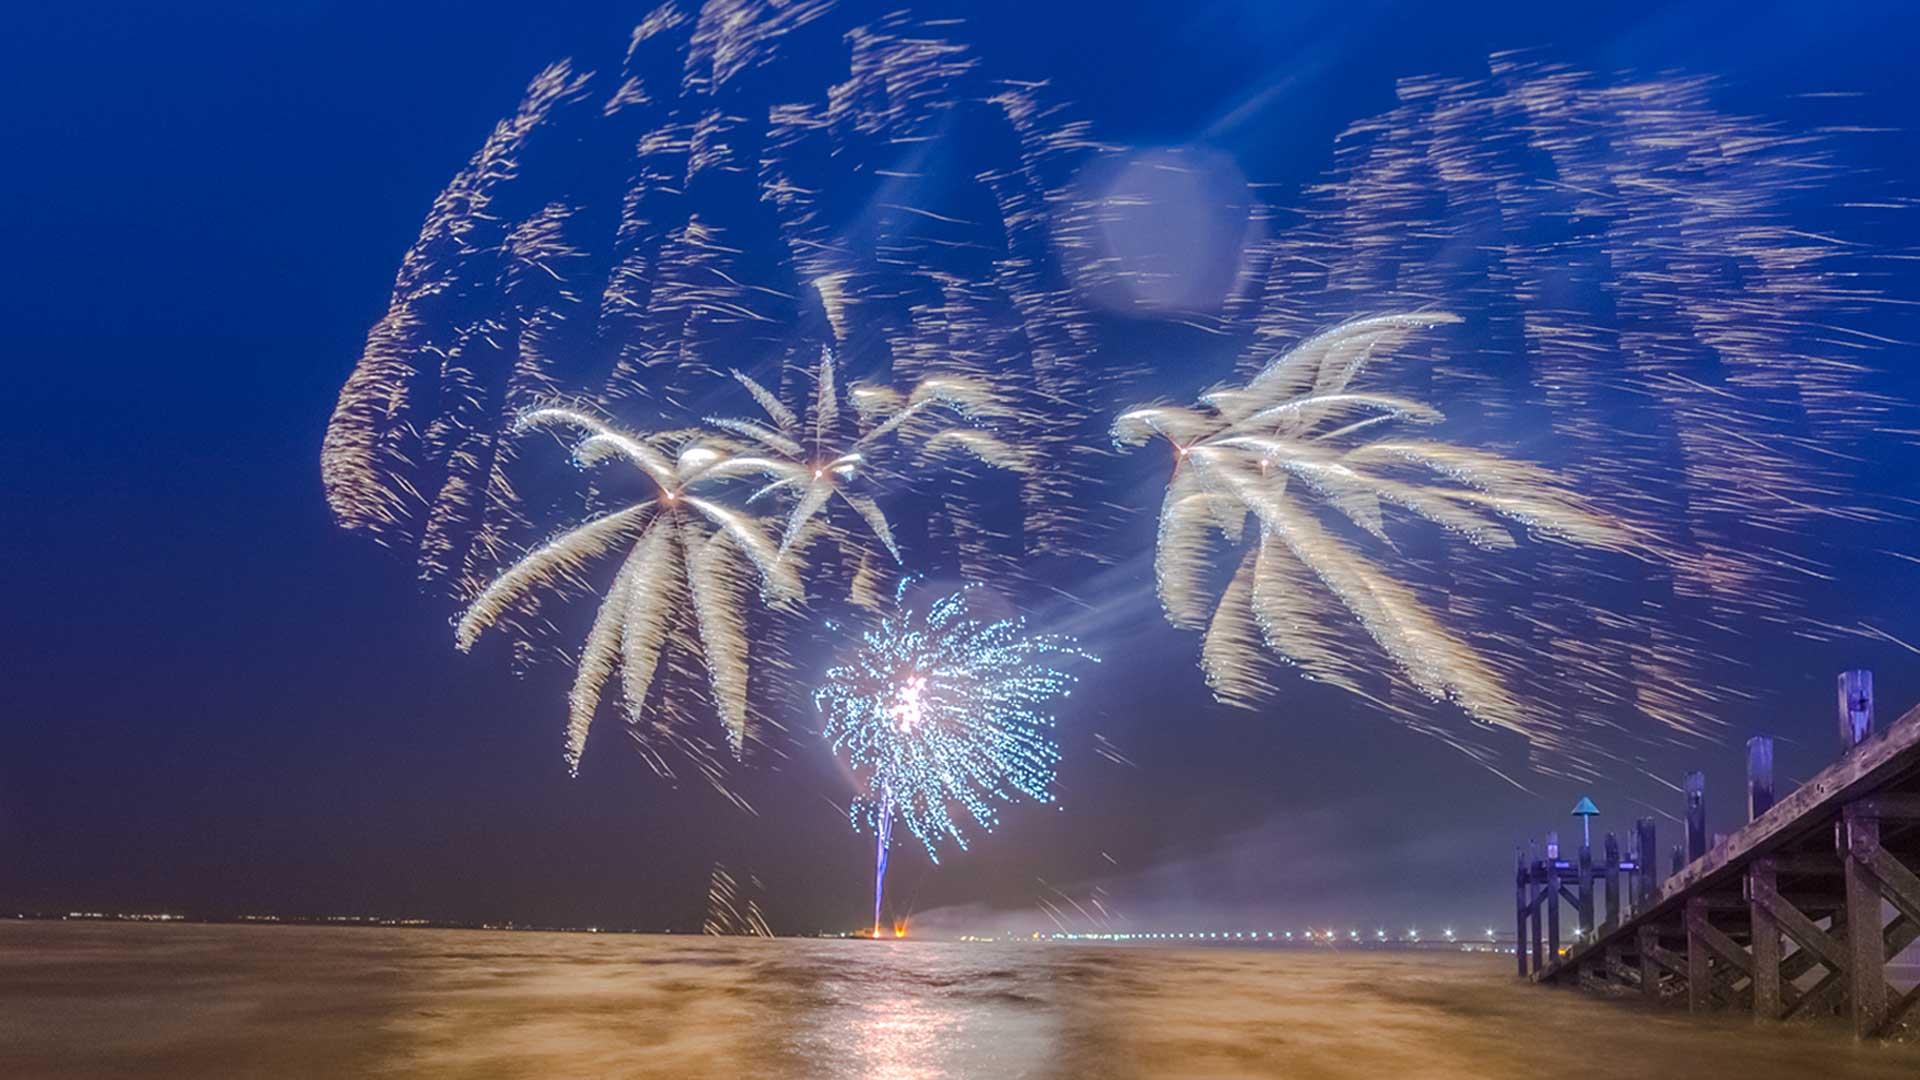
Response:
[[1517, 669, 1920, 1039]]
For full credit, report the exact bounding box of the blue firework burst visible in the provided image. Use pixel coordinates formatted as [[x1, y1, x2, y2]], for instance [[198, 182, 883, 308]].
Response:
[[817, 581, 1096, 863]]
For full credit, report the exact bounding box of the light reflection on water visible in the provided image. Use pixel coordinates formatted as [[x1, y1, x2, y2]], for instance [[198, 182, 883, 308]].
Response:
[[795, 942, 1061, 1080], [3, 922, 1919, 1079]]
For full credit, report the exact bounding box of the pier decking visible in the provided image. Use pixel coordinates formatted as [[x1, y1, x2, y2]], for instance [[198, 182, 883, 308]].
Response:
[[1522, 671, 1920, 1038]]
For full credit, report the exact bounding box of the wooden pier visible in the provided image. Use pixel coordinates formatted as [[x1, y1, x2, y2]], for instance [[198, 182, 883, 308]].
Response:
[[1519, 670, 1920, 1039]]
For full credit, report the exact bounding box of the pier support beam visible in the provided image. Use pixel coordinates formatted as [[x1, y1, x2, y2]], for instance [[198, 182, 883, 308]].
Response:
[[1515, 849, 1528, 977], [1685, 897, 1712, 1012], [1843, 806, 1886, 1038], [1546, 834, 1562, 963], [1748, 858, 1782, 1021], [1637, 926, 1660, 1003], [1578, 841, 1595, 941], [1603, 832, 1621, 934]]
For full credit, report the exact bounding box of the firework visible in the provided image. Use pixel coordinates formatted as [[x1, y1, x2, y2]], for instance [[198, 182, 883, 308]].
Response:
[[1116, 313, 1644, 763], [703, 863, 773, 937], [708, 346, 1031, 604], [816, 580, 1095, 935], [1151, 62, 1913, 769], [455, 407, 800, 768], [321, 3, 1118, 604]]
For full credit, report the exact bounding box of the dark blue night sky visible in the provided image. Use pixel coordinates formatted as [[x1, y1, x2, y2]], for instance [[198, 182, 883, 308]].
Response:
[[5, 1, 1919, 936]]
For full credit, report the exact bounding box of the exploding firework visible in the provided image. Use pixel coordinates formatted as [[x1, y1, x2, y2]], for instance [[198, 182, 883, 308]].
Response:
[[709, 347, 1032, 605], [454, 406, 800, 768], [1091, 61, 1916, 775], [816, 580, 1095, 934], [1117, 312, 1648, 768], [321, 2, 1118, 604]]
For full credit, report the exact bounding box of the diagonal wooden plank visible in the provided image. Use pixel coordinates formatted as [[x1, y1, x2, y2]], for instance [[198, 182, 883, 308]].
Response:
[[1785, 969, 1843, 1021], [1757, 889, 1849, 973], [1693, 916, 1754, 976], [1884, 983, 1920, 1034], [1864, 847, 1920, 928], [1647, 942, 1689, 979]]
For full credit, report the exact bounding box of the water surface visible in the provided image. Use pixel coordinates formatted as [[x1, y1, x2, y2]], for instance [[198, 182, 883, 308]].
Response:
[[3, 922, 1915, 1077]]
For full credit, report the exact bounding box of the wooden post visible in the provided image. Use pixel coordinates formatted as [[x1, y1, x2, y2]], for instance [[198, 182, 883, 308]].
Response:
[[1685, 770, 1707, 864], [1748, 736, 1775, 820], [1604, 832, 1621, 933], [1635, 818, 1658, 911], [1529, 840, 1544, 973], [1749, 857, 1782, 1021], [1686, 896, 1712, 1012], [1843, 804, 1886, 1038], [1547, 834, 1563, 965], [1578, 841, 1595, 942], [1515, 848, 1528, 977], [1638, 925, 1660, 1002], [1839, 669, 1874, 750]]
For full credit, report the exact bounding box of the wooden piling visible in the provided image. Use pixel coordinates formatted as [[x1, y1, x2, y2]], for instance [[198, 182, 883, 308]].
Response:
[[1603, 832, 1621, 933], [1685, 896, 1712, 1012], [1515, 848, 1528, 977], [1578, 842, 1595, 940], [1529, 840, 1544, 972], [1634, 818, 1657, 911], [1546, 833, 1562, 962], [1840, 669, 1874, 749], [1522, 670, 1920, 1044], [1748, 857, 1782, 1021], [1748, 736, 1775, 820], [1685, 771, 1707, 864], [1843, 805, 1886, 1038], [1637, 924, 1660, 1002]]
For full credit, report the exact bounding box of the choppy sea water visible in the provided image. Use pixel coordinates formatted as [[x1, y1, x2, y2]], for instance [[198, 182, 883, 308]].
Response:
[[4, 922, 1918, 1078]]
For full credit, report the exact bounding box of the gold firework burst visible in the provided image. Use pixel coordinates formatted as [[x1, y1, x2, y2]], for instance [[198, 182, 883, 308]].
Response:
[[454, 407, 800, 769], [1116, 313, 1642, 758]]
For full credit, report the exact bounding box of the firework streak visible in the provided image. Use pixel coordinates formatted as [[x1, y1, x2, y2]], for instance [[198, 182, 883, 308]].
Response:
[[321, 0, 1913, 783]]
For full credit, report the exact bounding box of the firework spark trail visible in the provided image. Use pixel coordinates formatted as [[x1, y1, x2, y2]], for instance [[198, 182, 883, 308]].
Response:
[[1118, 312, 1660, 769], [322, 15, 1917, 785], [703, 863, 773, 937], [323, 1, 1120, 607], [1087, 62, 1914, 774], [817, 580, 1096, 932], [707, 346, 1032, 603], [455, 406, 799, 767]]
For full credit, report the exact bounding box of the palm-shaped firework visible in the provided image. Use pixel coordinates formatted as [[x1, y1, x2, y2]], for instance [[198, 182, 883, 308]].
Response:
[[709, 347, 1031, 604], [816, 579, 1094, 936], [1115, 313, 1641, 755], [455, 407, 801, 769]]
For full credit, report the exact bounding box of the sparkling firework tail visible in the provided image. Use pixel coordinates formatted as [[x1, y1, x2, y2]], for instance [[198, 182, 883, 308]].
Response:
[[458, 410, 799, 766], [873, 789, 892, 939], [711, 348, 1038, 600], [1118, 312, 1638, 757], [324, 4, 1118, 607]]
